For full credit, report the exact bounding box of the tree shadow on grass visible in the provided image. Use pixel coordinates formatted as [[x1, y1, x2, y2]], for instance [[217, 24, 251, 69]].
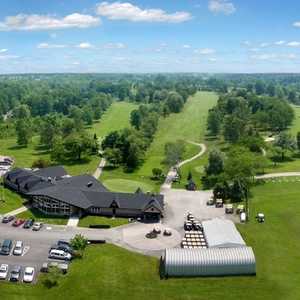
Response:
[[8, 144, 27, 150]]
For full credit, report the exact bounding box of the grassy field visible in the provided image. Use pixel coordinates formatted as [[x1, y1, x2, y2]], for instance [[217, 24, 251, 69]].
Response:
[[17, 208, 68, 225], [289, 105, 300, 136], [0, 186, 24, 214], [1, 180, 300, 299], [0, 102, 137, 177], [102, 92, 218, 192], [86, 101, 138, 138], [78, 215, 128, 228]]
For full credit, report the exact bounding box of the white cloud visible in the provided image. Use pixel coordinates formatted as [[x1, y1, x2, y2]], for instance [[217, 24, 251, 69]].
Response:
[[0, 13, 100, 31], [103, 42, 126, 49], [77, 42, 94, 49], [0, 49, 8, 53], [208, 57, 217, 62], [72, 61, 80, 65], [195, 48, 216, 55], [37, 43, 67, 49], [0, 54, 19, 60], [293, 21, 300, 27], [287, 41, 300, 47], [275, 40, 286, 45], [260, 43, 269, 48], [251, 53, 297, 61], [242, 41, 251, 46], [96, 2, 192, 23], [208, 0, 236, 15], [183, 44, 191, 49], [249, 48, 260, 52]]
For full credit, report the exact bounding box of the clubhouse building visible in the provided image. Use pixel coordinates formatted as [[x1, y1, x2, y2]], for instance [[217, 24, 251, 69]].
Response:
[[4, 166, 164, 221]]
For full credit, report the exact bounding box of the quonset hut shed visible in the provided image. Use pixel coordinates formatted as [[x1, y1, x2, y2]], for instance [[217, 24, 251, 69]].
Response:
[[161, 247, 256, 278]]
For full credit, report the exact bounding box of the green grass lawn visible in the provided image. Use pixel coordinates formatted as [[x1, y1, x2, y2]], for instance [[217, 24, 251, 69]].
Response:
[[0, 186, 25, 214], [0, 102, 136, 177], [289, 105, 300, 136], [102, 92, 218, 192], [16, 208, 68, 225], [86, 101, 138, 139], [78, 215, 128, 228], [2, 181, 300, 299]]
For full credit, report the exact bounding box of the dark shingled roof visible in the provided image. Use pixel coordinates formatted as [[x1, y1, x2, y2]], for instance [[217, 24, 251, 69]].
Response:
[[5, 166, 164, 212]]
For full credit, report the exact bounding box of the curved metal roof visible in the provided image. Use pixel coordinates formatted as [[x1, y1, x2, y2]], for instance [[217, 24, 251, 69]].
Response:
[[163, 247, 256, 277]]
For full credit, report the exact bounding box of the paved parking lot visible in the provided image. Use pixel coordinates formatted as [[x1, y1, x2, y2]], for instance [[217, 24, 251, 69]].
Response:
[[0, 223, 74, 283], [161, 189, 236, 230]]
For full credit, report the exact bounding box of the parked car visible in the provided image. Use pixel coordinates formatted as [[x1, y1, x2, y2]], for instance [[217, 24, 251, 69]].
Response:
[[0, 264, 8, 280], [50, 244, 74, 255], [12, 219, 25, 227], [23, 219, 34, 229], [48, 249, 72, 261], [10, 265, 22, 282], [13, 241, 23, 256], [57, 240, 71, 247], [23, 267, 34, 283], [225, 204, 234, 214], [163, 228, 172, 236], [2, 215, 14, 223], [1, 239, 12, 255], [32, 222, 43, 231]]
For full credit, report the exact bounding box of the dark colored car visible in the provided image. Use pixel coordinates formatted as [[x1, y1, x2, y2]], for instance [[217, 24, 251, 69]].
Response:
[[2, 215, 14, 223], [0, 239, 13, 255], [23, 219, 34, 229], [57, 240, 71, 247], [12, 219, 25, 227], [10, 265, 22, 282]]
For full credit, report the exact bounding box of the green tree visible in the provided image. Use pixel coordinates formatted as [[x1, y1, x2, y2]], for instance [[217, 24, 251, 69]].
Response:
[[64, 133, 93, 161], [297, 132, 300, 151], [104, 148, 122, 167], [152, 168, 163, 180], [164, 140, 186, 166], [51, 136, 66, 162], [15, 119, 31, 146], [207, 109, 221, 136], [274, 132, 296, 161], [205, 150, 224, 176], [70, 234, 88, 251]]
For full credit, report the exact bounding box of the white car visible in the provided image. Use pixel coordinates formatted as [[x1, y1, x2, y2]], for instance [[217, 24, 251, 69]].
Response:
[[32, 222, 43, 231], [13, 241, 23, 256], [48, 249, 72, 261], [23, 267, 35, 283], [0, 264, 9, 280]]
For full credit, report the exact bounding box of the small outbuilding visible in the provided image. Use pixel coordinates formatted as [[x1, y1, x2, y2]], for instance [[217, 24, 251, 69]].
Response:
[[202, 218, 246, 248], [161, 247, 256, 278]]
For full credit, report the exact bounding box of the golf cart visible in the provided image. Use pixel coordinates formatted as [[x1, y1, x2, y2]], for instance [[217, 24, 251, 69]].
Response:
[[225, 204, 234, 214], [256, 213, 265, 223]]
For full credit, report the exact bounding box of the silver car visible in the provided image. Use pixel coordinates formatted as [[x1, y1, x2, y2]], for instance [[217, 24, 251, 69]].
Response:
[[13, 241, 23, 256]]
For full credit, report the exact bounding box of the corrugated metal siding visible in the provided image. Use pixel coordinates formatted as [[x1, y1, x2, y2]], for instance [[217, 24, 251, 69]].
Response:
[[163, 247, 256, 277]]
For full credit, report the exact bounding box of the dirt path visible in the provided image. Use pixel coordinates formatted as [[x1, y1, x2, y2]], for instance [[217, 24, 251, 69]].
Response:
[[93, 158, 106, 179], [255, 172, 300, 179]]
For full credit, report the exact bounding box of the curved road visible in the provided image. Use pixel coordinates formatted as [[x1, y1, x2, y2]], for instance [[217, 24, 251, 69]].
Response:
[[161, 142, 207, 190]]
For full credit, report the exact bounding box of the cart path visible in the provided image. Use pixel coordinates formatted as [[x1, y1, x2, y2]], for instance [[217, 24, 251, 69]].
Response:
[[255, 172, 300, 179], [3, 205, 28, 216], [161, 142, 207, 191], [93, 157, 106, 179]]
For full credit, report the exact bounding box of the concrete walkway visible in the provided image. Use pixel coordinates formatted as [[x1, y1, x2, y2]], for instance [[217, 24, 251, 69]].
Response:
[[67, 215, 80, 227], [93, 157, 106, 179], [4, 205, 28, 216]]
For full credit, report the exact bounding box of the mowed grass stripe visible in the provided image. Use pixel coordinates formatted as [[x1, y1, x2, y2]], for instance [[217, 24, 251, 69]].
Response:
[[136, 92, 218, 176]]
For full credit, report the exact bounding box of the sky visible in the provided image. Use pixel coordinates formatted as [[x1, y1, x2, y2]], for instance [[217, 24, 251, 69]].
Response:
[[1, 0, 300, 73]]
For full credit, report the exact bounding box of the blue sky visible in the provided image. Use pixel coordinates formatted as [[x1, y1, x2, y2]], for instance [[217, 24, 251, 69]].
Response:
[[1, 0, 300, 73]]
